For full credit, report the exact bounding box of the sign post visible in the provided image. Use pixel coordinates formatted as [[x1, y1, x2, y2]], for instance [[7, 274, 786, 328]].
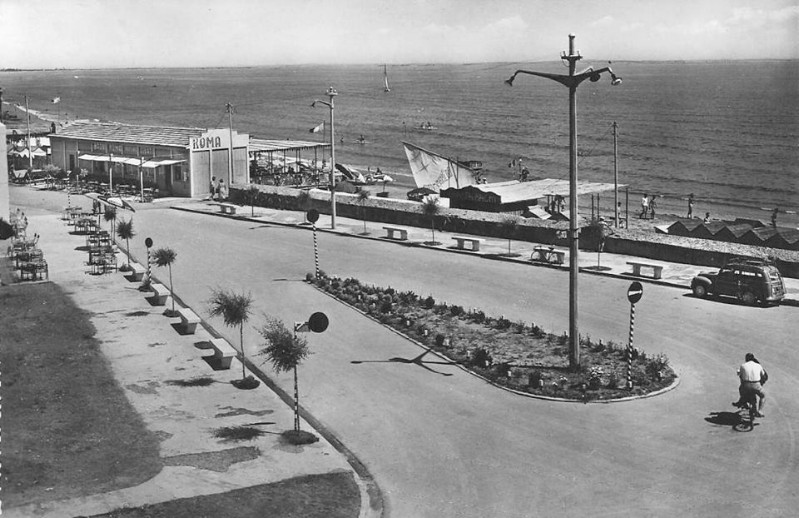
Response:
[[306, 209, 320, 279], [626, 282, 643, 389], [143, 237, 153, 289]]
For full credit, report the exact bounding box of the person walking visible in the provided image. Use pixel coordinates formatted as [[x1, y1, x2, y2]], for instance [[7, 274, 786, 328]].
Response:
[[772, 207, 779, 229], [210, 176, 218, 201], [734, 352, 767, 417], [649, 195, 657, 219], [219, 179, 228, 201], [687, 193, 694, 219], [640, 194, 649, 219]]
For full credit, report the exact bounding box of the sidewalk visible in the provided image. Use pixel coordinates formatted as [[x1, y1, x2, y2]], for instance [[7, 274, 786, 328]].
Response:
[[4, 211, 369, 518], [172, 199, 799, 301]]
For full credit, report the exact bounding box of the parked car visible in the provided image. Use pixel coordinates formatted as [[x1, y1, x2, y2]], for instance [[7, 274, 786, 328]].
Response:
[[691, 258, 785, 306]]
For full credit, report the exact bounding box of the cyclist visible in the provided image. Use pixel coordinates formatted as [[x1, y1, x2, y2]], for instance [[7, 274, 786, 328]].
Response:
[[733, 353, 767, 417]]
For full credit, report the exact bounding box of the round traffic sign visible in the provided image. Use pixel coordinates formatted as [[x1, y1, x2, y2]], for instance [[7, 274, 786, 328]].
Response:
[[308, 312, 329, 333], [145, 237, 153, 248], [306, 209, 320, 223], [627, 281, 643, 304]]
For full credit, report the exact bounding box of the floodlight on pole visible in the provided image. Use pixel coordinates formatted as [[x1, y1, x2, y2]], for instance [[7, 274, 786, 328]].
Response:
[[505, 33, 621, 369], [312, 87, 338, 229]]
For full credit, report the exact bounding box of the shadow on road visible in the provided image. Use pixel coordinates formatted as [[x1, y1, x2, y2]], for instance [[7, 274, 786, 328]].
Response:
[[351, 347, 457, 376]]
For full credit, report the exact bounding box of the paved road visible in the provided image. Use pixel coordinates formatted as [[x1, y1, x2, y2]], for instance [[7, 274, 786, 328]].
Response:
[[12, 187, 797, 517], [113, 202, 797, 518]]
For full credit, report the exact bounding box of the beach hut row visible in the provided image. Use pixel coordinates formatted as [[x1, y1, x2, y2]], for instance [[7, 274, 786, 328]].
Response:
[[666, 219, 799, 251]]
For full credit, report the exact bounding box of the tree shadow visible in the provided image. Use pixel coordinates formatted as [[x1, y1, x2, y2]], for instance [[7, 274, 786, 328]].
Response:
[[351, 347, 456, 376]]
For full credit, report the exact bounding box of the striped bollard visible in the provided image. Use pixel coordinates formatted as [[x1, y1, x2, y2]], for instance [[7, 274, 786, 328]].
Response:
[[306, 209, 320, 279], [626, 282, 643, 390], [143, 237, 153, 288]]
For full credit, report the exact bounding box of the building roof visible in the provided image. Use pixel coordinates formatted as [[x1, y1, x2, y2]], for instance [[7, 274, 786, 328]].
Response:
[[50, 121, 206, 147], [249, 138, 330, 154], [442, 179, 623, 205]]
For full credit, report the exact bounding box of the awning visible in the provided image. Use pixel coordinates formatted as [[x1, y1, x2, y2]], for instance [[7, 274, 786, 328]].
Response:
[[78, 154, 185, 168]]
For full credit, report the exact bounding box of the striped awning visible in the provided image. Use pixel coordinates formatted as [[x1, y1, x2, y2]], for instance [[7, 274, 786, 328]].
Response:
[[79, 154, 185, 168]]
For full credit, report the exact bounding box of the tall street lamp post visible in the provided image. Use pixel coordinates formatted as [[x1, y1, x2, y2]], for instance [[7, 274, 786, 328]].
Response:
[[505, 33, 621, 369], [312, 86, 338, 229]]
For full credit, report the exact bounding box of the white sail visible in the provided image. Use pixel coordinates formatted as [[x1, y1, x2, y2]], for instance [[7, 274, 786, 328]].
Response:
[[383, 64, 390, 92], [403, 142, 477, 191]]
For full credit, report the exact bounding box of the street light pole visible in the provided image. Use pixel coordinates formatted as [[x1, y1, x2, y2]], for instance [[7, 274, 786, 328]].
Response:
[[312, 87, 338, 229], [505, 33, 621, 369]]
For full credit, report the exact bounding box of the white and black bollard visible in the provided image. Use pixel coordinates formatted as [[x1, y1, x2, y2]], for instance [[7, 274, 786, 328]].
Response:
[[626, 282, 643, 390]]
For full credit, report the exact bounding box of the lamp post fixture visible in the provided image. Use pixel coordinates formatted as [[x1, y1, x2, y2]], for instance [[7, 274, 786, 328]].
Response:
[[505, 33, 621, 369], [312, 86, 338, 229]]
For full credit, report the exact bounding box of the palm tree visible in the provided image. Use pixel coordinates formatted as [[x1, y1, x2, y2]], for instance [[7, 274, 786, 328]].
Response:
[[116, 218, 135, 270], [357, 188, 371, 234], [500, 216, 518, 256], [152, 247, 178, 316], [208, 288, 255, 386], [260, 316, 310, 433], [103, 206, 117, 239], [422, 197, 440, 245]]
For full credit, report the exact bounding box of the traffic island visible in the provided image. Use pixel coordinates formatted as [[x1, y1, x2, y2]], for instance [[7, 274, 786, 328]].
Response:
[[307, 272, 677, 402]]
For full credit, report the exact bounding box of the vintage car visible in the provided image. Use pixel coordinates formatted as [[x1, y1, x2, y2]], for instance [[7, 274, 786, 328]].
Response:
[[691, 258, 785, 306]]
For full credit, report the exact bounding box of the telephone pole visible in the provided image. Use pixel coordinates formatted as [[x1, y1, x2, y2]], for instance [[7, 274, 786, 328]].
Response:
[[226, 102, 234, 185]]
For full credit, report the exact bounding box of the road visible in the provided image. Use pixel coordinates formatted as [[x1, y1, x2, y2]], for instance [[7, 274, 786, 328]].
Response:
[[14, 188, 799, 517]]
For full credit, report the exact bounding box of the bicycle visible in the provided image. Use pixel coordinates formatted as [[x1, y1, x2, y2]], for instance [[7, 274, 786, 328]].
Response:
[[530, 246, 563, 265], [732, 392, 759, 432]]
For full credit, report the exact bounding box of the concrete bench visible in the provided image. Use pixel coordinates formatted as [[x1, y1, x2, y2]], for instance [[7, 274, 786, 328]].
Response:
[[452, 236, 486, 251], [125, 262, 146, 282], [213, 203, 238, 215], [383, 226, 408, 241], [626, 261, 664, 280], [148, 282, 170, 306], [210, 338, 237, 369], [177, 307, 201, 334]]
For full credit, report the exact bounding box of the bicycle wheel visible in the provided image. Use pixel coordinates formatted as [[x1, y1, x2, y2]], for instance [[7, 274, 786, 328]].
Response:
[[531, 251, 543, 262]]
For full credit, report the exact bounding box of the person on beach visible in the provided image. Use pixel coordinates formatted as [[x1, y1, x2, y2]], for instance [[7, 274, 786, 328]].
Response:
[[687, 194, 694, 219], [640, 194, 649, 219], [772, 207, 779, 228], [703, 212, 711, 223], [649, 195, 657, 219]]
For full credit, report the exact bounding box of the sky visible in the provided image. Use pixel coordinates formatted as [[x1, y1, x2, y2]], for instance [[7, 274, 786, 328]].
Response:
[[1, 0, 797, 68]]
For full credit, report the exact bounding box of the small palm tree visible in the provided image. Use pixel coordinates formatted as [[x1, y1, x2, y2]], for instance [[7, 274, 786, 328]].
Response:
[[246, 186, 260, 217], [103, 206, 117, 239], [116, 218, 135, 270], [260, 316, 310, 433], [422, 197, 440, 245], [152, 247, 178, 315], [357, 188, 371, 234], [500, 216, 518, 256], [208, 288, 255, 386], [297, 189, 312, 211]]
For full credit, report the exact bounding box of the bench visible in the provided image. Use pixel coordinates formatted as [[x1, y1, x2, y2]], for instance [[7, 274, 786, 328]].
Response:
[[125, 263, 146, 282], [177, 307, 201, 334], [209, 338, 238, 369], [213, 203, 238, 215], [148, 282, 170, 306], [383, 226, 408, 241], [626, 261, 664, 280], [452, 236, 486, 251]]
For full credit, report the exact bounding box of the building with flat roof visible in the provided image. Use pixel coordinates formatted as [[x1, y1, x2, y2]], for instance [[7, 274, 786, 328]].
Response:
[[49, 121, 249, 198]]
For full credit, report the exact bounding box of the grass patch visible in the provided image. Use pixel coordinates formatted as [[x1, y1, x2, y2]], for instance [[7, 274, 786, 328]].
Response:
[[311, 273, 677, 401], [86, 472, 359, 518], [214, 426, 267, 442], [0, 282, 163, 508]]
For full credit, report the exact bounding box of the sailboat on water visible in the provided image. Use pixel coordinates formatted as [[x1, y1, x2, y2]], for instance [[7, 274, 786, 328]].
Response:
[[383, 64, 390, 93]]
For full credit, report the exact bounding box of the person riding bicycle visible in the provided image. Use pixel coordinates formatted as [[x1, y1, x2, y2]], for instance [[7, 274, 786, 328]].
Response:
[[733, 352, 767, 417]]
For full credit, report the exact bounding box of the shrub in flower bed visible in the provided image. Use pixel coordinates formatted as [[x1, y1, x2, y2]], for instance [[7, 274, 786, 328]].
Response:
[[308, 273, 677, 401]]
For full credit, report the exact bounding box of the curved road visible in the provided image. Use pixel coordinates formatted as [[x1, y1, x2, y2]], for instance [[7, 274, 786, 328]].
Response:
[[24, 189, 793, 518]]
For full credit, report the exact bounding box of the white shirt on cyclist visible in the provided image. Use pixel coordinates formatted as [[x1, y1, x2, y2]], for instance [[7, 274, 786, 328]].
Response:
[[738, 360, 765, 383]]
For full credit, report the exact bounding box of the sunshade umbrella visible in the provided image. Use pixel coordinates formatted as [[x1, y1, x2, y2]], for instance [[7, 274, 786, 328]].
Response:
[[85, 192, 135, 212]]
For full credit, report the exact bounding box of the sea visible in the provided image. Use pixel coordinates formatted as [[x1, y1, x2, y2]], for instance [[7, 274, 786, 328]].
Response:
[[2, 60, 798, 226]]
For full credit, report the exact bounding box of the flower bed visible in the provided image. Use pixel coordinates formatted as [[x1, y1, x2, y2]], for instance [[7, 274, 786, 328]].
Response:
[[307, 272, 677, 401]]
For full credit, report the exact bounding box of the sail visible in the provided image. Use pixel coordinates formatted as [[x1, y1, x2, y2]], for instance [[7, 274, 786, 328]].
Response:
[[403, 142, 477, 191], [383, 64, 390, 92]]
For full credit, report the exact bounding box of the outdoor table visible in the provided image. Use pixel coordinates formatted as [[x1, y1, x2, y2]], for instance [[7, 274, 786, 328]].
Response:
[[19, 259, 48, 281], [15, 248, 44, 269], [88, 245, 115, 265]]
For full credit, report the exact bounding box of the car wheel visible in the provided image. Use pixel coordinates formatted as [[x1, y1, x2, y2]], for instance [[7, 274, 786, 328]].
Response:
[[740, 291, 757, 306], [692, 284, 707, 298]]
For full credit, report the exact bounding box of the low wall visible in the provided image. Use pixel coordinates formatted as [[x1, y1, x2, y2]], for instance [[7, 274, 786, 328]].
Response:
[[231, 185, 799, 278]]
